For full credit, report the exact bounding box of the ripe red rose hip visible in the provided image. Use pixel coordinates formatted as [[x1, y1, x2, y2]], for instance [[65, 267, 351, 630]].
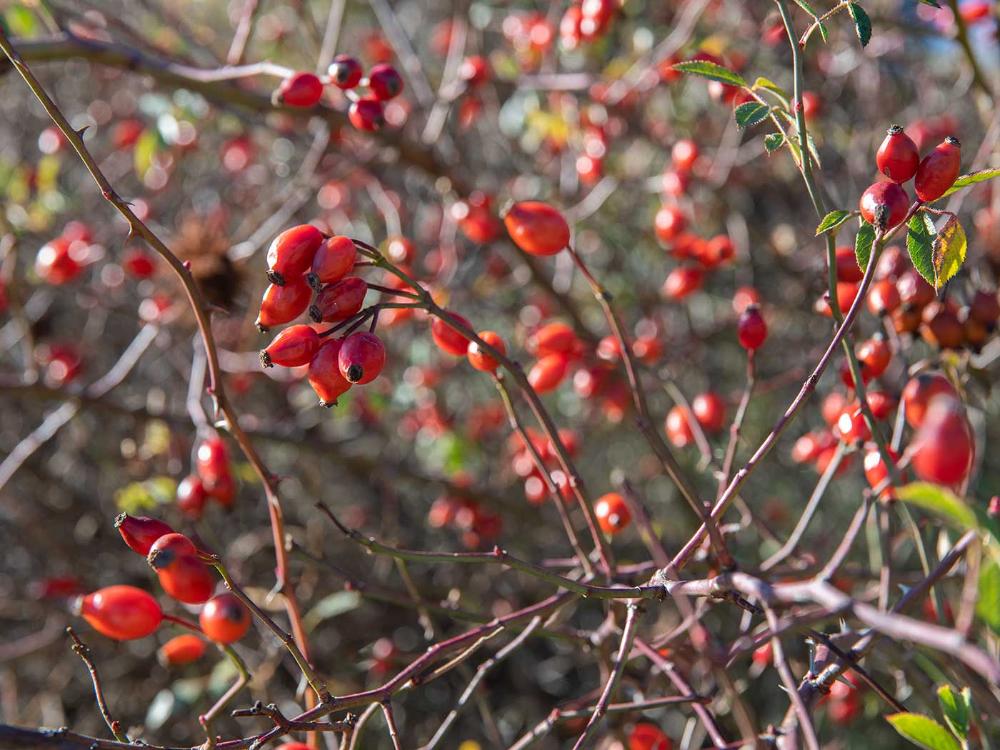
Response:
[[431, 311, 473, 356], [914, 137, 961, 202], [327, 55, 363, 89], [349, 98, 385, 131], [256, 277, 312, 331], [77, 585, 163, 641], [115, 513, 174, 555], [368, 63, 404, 100], [528, 354, 570, 393], [310, 276, 368, 322], [859, 181, 910, 229], [910, 396, 974, 486], [338, 331, 386, 384], [196, 437, 230, 488], [654, 204, 686, 244], [665, 405, 695, 448], [260, 325, 321, 368], [177, 474, 207, 519], [199, 592, 251, 644], [662, 266, 704, 300], [737, 305, 767, 350], [266, 224, 324, 285], [902, 371, 957, 428], [629, 722, 672, 750], [309, 235, 357, 288], [692, 391, 726, 433], [275, 72, 324, 108], [308, 338, 353, 406], [158, 634, 206, 666], [467, 330, 506, 372], [503, 201, 571, 256], [147, 533, 215, 605], [595, 492, 631, 534], [876, 125, 919, 183]]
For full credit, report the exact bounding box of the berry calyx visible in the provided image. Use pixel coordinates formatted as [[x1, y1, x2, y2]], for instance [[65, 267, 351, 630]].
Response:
[[308, 338, 353, 406], [431, 311, 473, 356], [115, 513, 174, 555], [859, 181, 910, 230], [147, 533, 215, 605], [327, 55, 363, 89], [275, 72, 324, 108], [503, 201, 571, 256], [260, 325, 321, 368], [737, 304, 767, 350], [266, 224, 324, 286], [158, 634, 207, 666], [256, 277, 313, 331], [467, 330, 506, 372], [338, 331, 386, 384], [876, 125, 919, 183], [914, 136, 961, 203], [199, 592, 251, 644], [310, 277, 368, 322], [308, 235, 357, 288], [77, 585, 163, 641], [595, 492, 631, 534], [368, 63, 404, 100]]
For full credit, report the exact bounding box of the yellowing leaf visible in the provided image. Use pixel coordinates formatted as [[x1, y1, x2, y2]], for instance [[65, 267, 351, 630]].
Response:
[[931, 215, 966, 289]]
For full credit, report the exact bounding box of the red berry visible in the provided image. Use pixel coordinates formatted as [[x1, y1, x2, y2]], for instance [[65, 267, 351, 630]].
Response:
[[276, 72, 324, 108], [308, 338, 353, 406], [78, 586, 162, 641], [595, 492, 631, 534], [528, 354, 570, 393], [431, 311, 473, 356], [503, 201, 570, 256], [459, 56, 490, 86], [629, 722, 672, 750], [147, 533, 215, 605], [859, 181, 910, 229], [733, 286, 760, 315], [692, 391, 726, 433], [665, 405, 695, 448], [835, 406, 870, 444], [671, 139, 698, 173], [856, 334, 891, 379], [876, 125, 920, 183], [914, 137, 961, 203], [256, 277, 312, 331], [902, 372, 957, 428], [866, 390, 897, 420], [385, 236, 415, 264], [737, 305, 767, 350], [654, 204, 687, 244], [835, 245, 863, 284], [115, 513, 174, 555], [260, 324, 321, 368], [177, 475, 207, 519], [867, 278, 901, 316], [911, 396, 974, 486], [349, 98, 385, 131], [199, 592, 251, 644], [969, 289, 1000, 327], [206, 472, 236, 509], [36, 237, 83, 285], [310, 276, 368, 322], [196, 437, 230, 489], [864, 446, 901, 500], [368, 63, 404, 100], [528, 322, 578, 357], [123, 249, 156, 279], [158, 634, 206, 666], [467, 330, 506, 372], [338, 331, 386, 384], [752, 642, 773, 666], [328, 55, 363, 89], [266, 224, 324, 285], [661, 266, 704, 300]]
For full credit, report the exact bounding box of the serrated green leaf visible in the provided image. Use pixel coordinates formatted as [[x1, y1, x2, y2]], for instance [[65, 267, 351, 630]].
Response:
[[940, 167, 1000, 199], [816, 209, 852, 236], [752, 77, 788, 99], [848, 4, 873, 47], [936, 685, 970, 741], [931, 216, 966, 289], [734, 101, 770, 130], [792, 0, 829, 42], [855, 221, 876, 271], [671, 60, 747, 88], [764, 133, 785, 154], [886, 713, 961, 750], [907, 212, 937, 287], [896, 482, 978, 531], [977, 562, 1000, 636]]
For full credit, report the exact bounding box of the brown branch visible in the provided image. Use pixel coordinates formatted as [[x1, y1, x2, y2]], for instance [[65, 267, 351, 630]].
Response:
[[65, 628, 128, 743]]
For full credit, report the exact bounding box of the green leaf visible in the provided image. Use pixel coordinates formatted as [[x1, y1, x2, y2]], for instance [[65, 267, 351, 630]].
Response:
[[734, 101, 770, 130], [940, 167, 1000, 199], [671, 60, 747, 88], [848, 4, 873, 47], [792, 0, 829, 42], [931, 215, 966, 289], [764, 133, 785, 154], [752, 77, 788, 99], [936, 684, 970, 741], [5, 7, 39, 36], [816, 209, 852, 236], [977, 562, 1000, 636], [886, 714, 961, 750], [896, 482, 978, 531], [907, 212, 937, 287], [855, 221, 875, 271]]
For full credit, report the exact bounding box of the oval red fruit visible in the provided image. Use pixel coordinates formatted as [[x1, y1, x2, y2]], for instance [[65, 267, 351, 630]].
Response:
[[503, 201, 570, 256]]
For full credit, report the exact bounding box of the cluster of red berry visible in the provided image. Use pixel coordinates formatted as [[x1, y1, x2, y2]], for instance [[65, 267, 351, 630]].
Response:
[[256, 225, 386, 406], [34, 220, 98, 285], [272, 57, 403, 132], [175, 436, 237, 518], [427, 491, 503, 551], [560, 0, 618, 49], [74, 514, 249, 656]]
